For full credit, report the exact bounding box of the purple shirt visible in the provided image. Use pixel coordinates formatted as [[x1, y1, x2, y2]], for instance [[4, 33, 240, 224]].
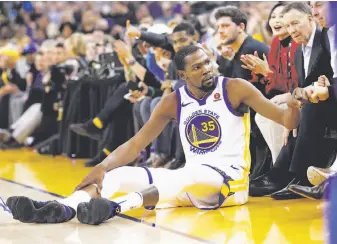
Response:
[[32, 72, 44, 89]]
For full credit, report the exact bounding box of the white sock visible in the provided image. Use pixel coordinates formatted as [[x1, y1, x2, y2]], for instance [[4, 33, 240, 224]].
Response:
[[57, 191, 91, 211], [112, 192, 143, 213]]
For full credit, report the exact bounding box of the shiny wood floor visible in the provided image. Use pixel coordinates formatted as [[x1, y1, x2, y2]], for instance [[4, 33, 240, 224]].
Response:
[[0, 149, 326, 243]]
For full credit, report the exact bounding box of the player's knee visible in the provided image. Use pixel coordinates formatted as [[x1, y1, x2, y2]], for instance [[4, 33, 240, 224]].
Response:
[[100, 169, 124, 198], [101, 166, 140, 198]]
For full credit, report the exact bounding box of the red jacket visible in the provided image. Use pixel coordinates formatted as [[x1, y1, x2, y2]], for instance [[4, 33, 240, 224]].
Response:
[[264, 36, 299, 96]]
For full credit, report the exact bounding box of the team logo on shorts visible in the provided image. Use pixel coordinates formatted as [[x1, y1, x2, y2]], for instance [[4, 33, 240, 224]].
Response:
[[184, 109, 222, 154]]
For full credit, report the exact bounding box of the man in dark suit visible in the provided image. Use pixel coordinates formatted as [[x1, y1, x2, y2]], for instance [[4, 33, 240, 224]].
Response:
[[250, 2, 335, 199], [285, 1, 337, 201], [287, 2, 337, 243], [295, 1, 337, 184], [285, 78, 337, 200]]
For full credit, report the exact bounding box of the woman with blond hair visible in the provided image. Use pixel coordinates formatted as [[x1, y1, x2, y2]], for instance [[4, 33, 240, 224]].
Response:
[[63, 33, 88, 79]]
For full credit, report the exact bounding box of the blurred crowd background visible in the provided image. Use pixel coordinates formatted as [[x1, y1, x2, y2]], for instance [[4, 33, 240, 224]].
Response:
[[0, 1, 276, 49], [0, 1, 336, 204]]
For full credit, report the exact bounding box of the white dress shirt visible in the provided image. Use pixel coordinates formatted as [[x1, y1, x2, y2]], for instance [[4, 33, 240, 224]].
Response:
[[302, 25, 317, 78], [327, 25, 337, 78]]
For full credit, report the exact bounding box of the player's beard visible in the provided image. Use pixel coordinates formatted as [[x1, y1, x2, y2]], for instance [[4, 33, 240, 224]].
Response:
[[224, 37, 237, 45], [199, 78, 216, 92], [224, 32, 239, 45]]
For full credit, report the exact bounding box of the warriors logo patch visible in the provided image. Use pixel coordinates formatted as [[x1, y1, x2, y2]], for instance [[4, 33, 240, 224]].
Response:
[[184, 109, 222, 154]]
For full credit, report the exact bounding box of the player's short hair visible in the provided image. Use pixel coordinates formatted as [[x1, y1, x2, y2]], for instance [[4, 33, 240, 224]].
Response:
[[174, 45, 202, 71], [172, 22, 195, 37], [281, 2, 312, 16], [214, 6, 248, 27]]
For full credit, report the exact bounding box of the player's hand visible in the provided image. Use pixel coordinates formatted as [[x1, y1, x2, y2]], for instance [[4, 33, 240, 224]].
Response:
[[291, 87, 309, 106], [126, 20, 141, 39], [317, 75, 330, 87], [279, 91, 302, 108], [75, 164, 106, 193], [304, 85, 329, 102], [270, 93, 289, 105]]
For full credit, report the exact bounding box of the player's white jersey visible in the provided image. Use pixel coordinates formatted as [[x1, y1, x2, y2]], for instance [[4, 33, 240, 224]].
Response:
[[176, 76, 251, 171]]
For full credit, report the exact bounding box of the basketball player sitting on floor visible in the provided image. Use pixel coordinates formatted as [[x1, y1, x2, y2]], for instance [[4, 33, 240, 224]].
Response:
[[6, 45, 303, 225]]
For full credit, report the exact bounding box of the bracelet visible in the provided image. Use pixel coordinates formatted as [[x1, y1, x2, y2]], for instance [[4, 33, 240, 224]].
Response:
[[127, 59, 136, 66]]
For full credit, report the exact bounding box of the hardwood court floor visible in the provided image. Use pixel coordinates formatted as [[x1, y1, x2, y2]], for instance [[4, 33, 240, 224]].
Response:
[[0, 149, 325, 243]]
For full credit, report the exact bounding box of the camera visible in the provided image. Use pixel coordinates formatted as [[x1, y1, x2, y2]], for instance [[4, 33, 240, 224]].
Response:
[[49, 64, 73, 91], [98, 52, 115, 65], [93, 52, 124, 80], [57, 64, 75, 76]]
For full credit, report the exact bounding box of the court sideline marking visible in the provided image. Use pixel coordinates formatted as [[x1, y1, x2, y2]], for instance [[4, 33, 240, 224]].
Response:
[[0, 177, 213, 244]]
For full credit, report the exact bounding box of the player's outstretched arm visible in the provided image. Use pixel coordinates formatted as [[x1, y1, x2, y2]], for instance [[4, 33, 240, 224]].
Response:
[[227, 78, 301, 129], [102, 94, 177, 172], [75, 93, 177, 191]]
